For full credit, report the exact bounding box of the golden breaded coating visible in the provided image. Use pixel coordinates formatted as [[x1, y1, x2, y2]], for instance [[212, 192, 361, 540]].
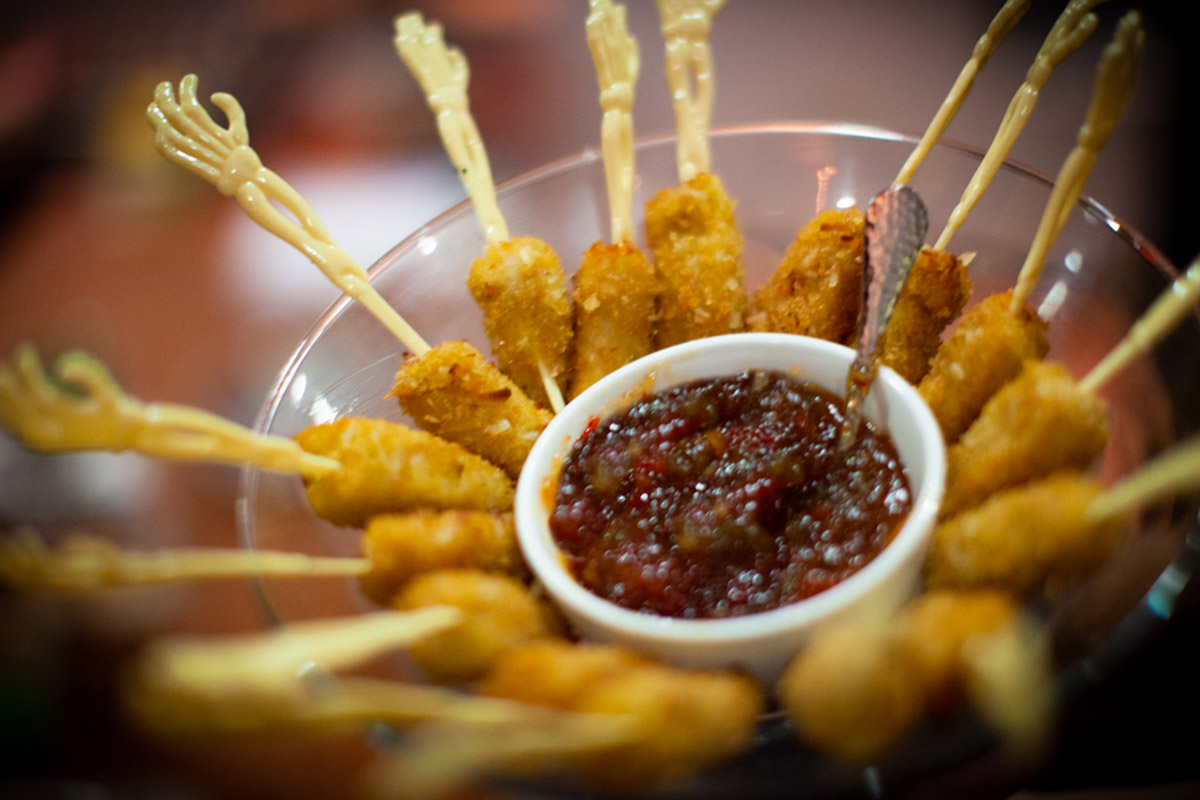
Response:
[[878, 247, 972, 385], [294, 417, 513, 527], [748, 209, 864, 343], [478, 639, 761, 788], [919, 291, 1050, 444], [477, 640, 650, 710], [390, 341, 552, 478], [927, 473, 1124, 595], [645, 172, 746, 346], [573, 663, 763, 788], [569, 241, 658, 398], [942, 360, 1108, 517], [777, 623, 923, 763], [393, 569, 561, 684], [467, 236, 573, 406], [779, 588, 1043, 761], [357, 510, 525, 606], [894, 588, 1020, 716]]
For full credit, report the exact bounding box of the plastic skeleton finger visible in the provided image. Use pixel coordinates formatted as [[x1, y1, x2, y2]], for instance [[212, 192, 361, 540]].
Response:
[[147, 75, 429, 354], [0, 345, 340, 476]]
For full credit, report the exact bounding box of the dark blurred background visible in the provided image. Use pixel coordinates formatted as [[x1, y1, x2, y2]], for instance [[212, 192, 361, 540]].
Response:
[[0, 1, 1194, 798]]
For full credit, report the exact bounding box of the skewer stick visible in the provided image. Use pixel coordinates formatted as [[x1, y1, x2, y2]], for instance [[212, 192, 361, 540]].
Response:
[[1088, 434, 1200, 523], [1080, 255, 1200, 395], [393, 13, 508, 244], [894, 0, 1031, 186], [146, 75, 429, 356], [130, 608, 463, 703], [1010, 11, 1142, 313], [0, 345, 340, 477], [132, 671, 553, 736], [587, 0, 640, 245], [934, 0, 1106, 251], [0, 530, 369, 593], [394, 13, 566, 413], [362, 711, 640, 800], [656, 0, 726, 183], [125, 609, 468, 735], [537, 360, 567, 413]]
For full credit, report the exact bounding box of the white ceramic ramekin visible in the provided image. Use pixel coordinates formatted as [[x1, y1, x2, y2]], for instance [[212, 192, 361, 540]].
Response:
[[514, 332, 945, 685]]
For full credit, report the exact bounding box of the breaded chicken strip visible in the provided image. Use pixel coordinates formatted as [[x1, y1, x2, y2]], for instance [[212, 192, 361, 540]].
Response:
[[646, 172, 746, 346], [919, 290, 1049, 443], [878, 247, 972, 384], [570, 241, 658, 397], [394, 569, 561, 684], [928, 473, 1122, 593], [942, 360, 1108, 517], [468, 236, 574, 407], [390, 341, 552, 478], [295, 417, 513, 527], [479, 639, 762, 788], [748, 208, 864, 343], [358, 510, 525, 606]]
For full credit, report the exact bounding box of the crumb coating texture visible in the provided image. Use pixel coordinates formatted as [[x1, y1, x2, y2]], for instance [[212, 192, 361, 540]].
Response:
[[646, 172, 746, 347], [295, 417, 513, 527]]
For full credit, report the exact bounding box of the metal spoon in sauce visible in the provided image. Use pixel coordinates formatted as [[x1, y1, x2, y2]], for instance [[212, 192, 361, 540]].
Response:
[[839, 184, 929, 450]]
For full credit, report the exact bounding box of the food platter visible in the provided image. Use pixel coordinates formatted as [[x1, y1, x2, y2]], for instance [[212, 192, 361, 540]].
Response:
[[0, 1, 1196, 796], [237, 122, 1200, 795]]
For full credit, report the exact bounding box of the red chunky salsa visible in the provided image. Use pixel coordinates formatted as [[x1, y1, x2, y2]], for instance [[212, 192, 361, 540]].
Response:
[[549, 370, 911, 618]]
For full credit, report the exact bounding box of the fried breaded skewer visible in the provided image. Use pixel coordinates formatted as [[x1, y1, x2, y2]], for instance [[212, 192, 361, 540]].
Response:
[[388, 340, 551, 479], [0, 346, 514, 528], [569, 0, 658, 398], [478, 640, 763, 789], [148, 74, 547, 478], [121, 606, 624, 744], [394, 13, 572, 412], [367, 599, 762, 794], [645, 0, 747, 347], [944, 247, 1198, 518], [748, 220, 971, 387], [876, 0, 1113, 385], [876, 246, 973, 384], [1, 510, 524, 609], [748, 208, 866, 343], [295, 417, 514, 525], [920, 10, 1142, 443], [392, 568, 563, 685], [869, 0, 1040, 382], [930, 433, 1200, 594], [751, 0, 1037, 374], [358, 510, 524, 606], [778, 589, 1052, 762]]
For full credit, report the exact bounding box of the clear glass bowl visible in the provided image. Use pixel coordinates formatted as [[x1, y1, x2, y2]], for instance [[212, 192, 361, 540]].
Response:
[[237, 122, 1199, 796]]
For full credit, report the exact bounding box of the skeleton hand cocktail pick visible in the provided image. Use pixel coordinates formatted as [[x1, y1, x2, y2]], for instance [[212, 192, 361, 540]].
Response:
[[147, 74, 429, 356], [395, 13, 572, 412], [0, 345, 338, 476]]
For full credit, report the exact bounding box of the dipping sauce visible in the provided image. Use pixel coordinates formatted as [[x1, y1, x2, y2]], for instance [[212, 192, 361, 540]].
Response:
[[549, 370, 911, 618]]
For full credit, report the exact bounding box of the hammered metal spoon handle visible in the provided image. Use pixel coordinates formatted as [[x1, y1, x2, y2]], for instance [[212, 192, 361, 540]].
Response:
[[839, 185, 929, 450]]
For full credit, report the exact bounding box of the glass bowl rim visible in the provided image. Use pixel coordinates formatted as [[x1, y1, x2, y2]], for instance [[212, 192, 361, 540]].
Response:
[[235, 118, 1195, 714]]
